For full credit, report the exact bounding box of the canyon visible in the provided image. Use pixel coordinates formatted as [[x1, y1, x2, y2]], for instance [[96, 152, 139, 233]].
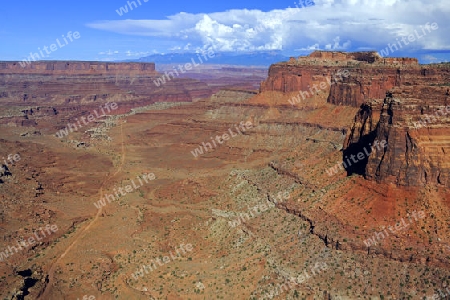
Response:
[[0, 52, 449, 299]]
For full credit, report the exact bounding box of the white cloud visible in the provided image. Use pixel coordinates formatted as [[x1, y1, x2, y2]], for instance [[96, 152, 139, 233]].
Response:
[[324, 36, 351, 50], [421, 54, 439, 63], [125, 51, 151, 57], [98, 50, 119, 55], [87, 0, 450, 53], [295, 43, 320, 51], [97, 50, 150, 57]]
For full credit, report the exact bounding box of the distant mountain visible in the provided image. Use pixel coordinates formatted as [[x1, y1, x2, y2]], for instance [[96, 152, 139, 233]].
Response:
[[130, 51, 290, 67]]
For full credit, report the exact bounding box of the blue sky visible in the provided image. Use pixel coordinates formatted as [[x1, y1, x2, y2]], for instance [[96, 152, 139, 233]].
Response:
[[1, 0, 449, 63]]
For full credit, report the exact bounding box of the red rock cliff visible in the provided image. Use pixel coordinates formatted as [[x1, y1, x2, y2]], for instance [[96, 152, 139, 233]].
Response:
[[345, 87, 450, 187], [261, 51, 420, 107], [0, 61, 156, 75], [0, 61, 213, 128], [262, 51, 450, 187]]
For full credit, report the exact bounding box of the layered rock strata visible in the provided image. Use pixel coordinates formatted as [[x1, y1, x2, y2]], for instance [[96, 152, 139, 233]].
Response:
[[0, 61, 157, 75], [261, 51, 450, 187], [345, 89, 450, 187], [0, 61, 213, 129]]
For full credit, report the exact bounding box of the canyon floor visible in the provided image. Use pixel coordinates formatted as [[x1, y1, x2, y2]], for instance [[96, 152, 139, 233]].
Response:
[[0, 88, 449, 300]]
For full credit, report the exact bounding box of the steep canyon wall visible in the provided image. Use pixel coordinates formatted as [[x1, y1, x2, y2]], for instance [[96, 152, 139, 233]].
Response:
[[262, 51, 450, 187]]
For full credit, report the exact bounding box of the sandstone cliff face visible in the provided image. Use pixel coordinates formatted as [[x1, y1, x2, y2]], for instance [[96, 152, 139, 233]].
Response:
[[0, 61, 156, 75], [328, 68, 399, 107], [0, 61, 213, 128], [0, 61, 211, 106], [261, 50, 424, 107], [345, 89, 450, 187], [329, 64, 450, 107], [262, 51, 450, 187], [260, 63, 336, 93]]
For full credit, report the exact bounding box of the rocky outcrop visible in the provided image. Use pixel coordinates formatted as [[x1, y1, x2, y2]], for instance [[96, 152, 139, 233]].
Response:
[[260, 62, 336, 93], [345, 90, 450, 187], [262, 51, 450, 187], [0, 61, 214, 128], [0, 61, 156, 75], [0, 61, 211, 106], [261, 50, 427, 107], [328, 63, 449, 107]]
